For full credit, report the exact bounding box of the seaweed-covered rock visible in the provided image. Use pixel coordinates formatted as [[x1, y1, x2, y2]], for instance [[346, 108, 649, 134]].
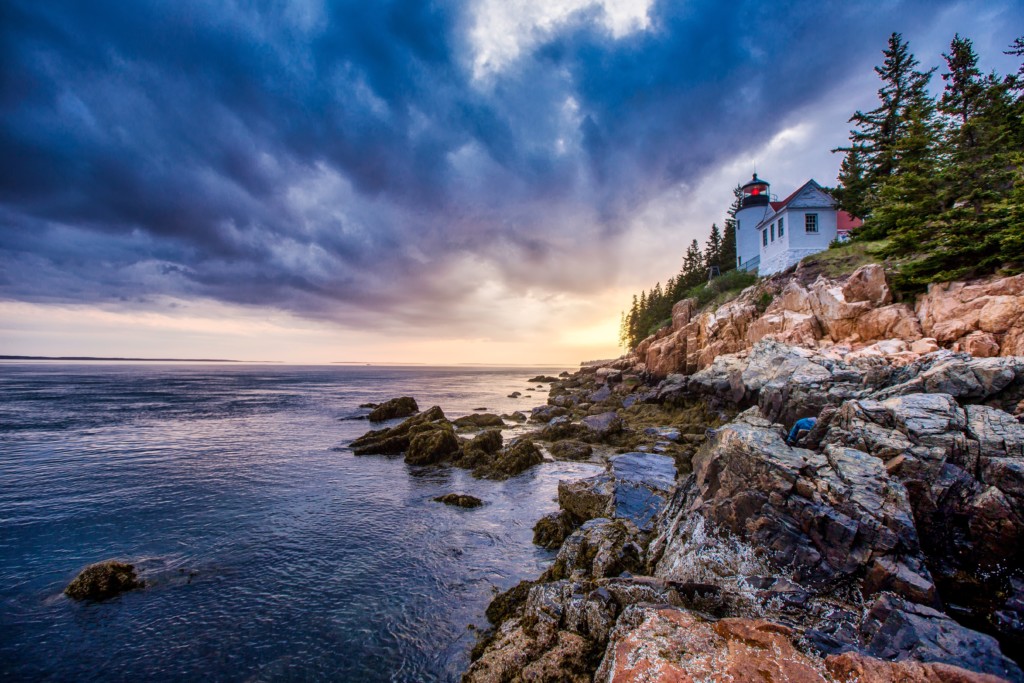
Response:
[[544, 518, 643, 582], [474, 439, 543, 479], [350, 406, 449, 455], [64, 560, 143, 600], [367, 396, 419, 422], [529, 375, 560, 383], [405, 424, 460, 465], [502, 411, 527, 422], [469, 429, 503, 454], [434, 493, 483, 508], [549, 440, 593, 461], [533, 511, 575, 549], [453, 413, 506, 429], [531, 405, 569, 423]]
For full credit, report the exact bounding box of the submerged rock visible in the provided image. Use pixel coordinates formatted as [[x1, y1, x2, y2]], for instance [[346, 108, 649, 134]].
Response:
[[433, 493, 483, 508], [65, 560, 143, 600], [367, 396, 419, 422]]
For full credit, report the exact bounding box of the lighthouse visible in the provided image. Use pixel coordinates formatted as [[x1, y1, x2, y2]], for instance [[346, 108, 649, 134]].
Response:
[[735, 174, 771, 272]]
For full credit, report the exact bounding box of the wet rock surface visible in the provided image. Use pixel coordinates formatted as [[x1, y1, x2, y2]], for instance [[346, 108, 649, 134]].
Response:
[[65, 560, 143, 600], [433, 493, 483, 508], [367, 396, 419, 422], [467, 330, 1024, 682]]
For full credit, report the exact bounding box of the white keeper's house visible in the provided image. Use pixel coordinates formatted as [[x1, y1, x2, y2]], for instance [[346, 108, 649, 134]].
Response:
[[734, 174, 861, 276]]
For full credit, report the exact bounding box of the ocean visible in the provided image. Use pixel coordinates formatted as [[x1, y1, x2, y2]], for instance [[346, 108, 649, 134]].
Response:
[[0, 363, 602, 681]]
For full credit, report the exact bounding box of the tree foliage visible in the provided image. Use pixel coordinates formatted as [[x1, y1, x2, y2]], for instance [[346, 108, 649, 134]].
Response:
[[833, 32, 1024, 290], [619, 217, 740, 349]]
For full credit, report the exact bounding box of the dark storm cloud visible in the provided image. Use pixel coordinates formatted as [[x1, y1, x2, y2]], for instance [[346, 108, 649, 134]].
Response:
[[0, 0, 981, 326]]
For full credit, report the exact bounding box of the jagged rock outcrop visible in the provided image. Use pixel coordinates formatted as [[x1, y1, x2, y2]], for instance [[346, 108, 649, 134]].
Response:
[[634, 264, 1024, 379], [469, 336, 1024, 682]]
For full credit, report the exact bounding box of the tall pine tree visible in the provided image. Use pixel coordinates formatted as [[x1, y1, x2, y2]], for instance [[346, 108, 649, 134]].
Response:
[[834, 32, 934, 227]]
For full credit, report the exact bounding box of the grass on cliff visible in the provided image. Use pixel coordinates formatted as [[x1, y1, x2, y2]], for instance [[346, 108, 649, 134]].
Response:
[[799, 239, 889, 278], [683, 269, 758, 311]]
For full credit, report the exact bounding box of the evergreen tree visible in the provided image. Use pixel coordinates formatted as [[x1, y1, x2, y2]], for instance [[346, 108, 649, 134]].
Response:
[[940, 34, 985, 127], [833, 145, 871, 219], [871, 97, 943, 250], [704, 224, 723, 274], [720, 185, 741, 271], [834, 33, 934, 221]]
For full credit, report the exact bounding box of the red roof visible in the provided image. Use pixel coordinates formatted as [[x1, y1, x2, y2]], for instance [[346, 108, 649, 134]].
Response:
[[771, 185, 802, 212], [837, 211, 862, 233]]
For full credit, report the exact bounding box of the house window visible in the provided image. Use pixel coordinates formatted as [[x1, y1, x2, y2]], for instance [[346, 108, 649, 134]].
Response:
[[805, 214, 818, 233], [737, 256, 741, 268], [770, 223, 775, 242], [778, 217, 784, 237], [762, 229, 768, 247]]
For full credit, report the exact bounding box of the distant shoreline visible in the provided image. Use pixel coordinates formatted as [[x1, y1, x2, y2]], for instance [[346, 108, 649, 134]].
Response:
[[0, 355, 276, 363]]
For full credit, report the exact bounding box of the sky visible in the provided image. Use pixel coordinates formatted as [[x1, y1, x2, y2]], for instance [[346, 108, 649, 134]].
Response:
[[1, 0, 1022, 365]]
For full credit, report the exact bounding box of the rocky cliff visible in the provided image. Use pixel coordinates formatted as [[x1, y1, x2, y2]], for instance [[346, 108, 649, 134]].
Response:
[[636, 263, 1024, 379], [465, 265, 1024, 682]]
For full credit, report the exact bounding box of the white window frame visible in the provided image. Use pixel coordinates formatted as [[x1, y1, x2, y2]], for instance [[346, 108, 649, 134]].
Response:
[[805, 213, 818, 234], [762, 228, 768, 247], [778, 217, 784, 237], [770, 223, 775, 242]]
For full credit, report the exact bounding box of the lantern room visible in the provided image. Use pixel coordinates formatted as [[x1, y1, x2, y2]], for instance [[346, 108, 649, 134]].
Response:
[[741, 174, 770, 209]]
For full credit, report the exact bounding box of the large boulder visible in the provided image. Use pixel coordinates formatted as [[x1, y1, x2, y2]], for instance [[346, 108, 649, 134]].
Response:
[[823, 395, 1024, 573], [531, 405, 569, 423], [596, 606, 827, 683], [350, 406, 449, 455], [544, 518, 644, 582], [580, 411, 623, 441], [689, 411, 934, 602], [367, 396, 419, 422], [452, 413, 505, 429], [473, 439, 543, 480], [405, 424, 460, 465], [549, 440, 593, 461], [916, 273, 1024, 355], [860, 593, 1023, 681], [65, 560, 143, 600]]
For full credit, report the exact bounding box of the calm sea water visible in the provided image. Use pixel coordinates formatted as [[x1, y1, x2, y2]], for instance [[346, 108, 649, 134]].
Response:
[[0, 363, 602, 682]]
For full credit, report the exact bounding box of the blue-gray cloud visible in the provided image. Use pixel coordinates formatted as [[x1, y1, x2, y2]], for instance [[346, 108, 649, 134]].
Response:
[[1, 0, 1014, 327]]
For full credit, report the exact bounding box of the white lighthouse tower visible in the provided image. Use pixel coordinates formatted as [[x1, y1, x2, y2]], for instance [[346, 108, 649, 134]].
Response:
[[735, 174, 771, 272]]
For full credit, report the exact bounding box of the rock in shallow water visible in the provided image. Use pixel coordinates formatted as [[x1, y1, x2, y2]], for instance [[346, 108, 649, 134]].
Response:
[[367, 396, 419, 422], [433, 493, 483, 508], [65, 560, 143, 600], [452, 413, 505, 429], [558, 452, 676, 532]]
